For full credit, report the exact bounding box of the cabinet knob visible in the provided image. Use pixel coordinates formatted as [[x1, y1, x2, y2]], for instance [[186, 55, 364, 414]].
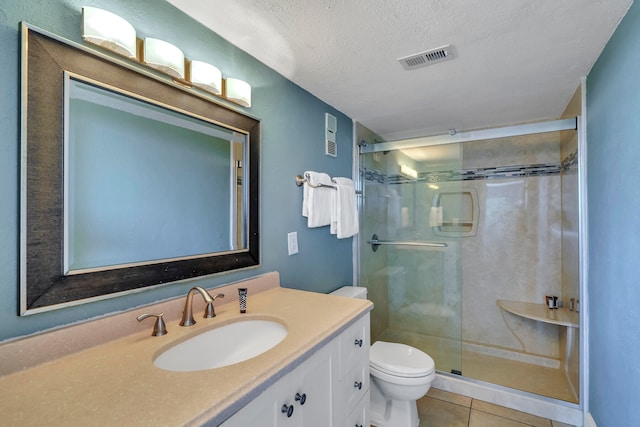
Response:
[[354, 381, 363, 390], [354, 338, 363, 347], [295, 392, 307, 405], [281, 404, 294, 418]]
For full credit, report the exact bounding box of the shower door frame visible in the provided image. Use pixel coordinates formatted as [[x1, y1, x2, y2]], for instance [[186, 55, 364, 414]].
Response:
[[354, 116, 587, 424], [360, 118, 577, 154]]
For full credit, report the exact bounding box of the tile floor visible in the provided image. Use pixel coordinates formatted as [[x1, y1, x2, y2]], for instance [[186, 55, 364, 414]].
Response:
[[415, 388, 575, 427]]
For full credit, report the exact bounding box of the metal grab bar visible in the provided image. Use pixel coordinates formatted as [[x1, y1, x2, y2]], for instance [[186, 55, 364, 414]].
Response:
[[367, 234, 448, 252]]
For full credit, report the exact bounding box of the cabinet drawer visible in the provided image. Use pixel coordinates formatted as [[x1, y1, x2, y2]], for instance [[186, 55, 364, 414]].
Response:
[[344, 390, 369, 427], [343, 362, 369, 414], [339, 313, 370, 378]]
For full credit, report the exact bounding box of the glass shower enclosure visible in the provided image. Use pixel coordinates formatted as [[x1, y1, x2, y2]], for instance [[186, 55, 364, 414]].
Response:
[[358, 119, 580, 403]]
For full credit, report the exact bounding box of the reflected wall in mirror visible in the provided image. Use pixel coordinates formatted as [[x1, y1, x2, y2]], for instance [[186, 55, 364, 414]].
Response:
[[20, 24, 260, 315]]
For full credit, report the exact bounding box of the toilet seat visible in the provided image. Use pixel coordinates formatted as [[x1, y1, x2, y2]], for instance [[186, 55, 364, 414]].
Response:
[[370, 341, 435, 378], [370, 364, 435, 388]]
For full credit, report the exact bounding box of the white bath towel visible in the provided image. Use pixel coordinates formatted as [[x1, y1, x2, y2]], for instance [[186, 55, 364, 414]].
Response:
[[330, 177, 359, 238], [302, 171, 333, 227], [429, 206, 443, 227]]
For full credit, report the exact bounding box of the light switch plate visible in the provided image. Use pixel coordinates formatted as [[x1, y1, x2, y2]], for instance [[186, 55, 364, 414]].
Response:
[[287, 232, 298, 255]]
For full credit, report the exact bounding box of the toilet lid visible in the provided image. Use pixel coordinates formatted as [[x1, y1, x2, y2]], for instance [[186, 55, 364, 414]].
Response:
[[370, 341, 435, 378]]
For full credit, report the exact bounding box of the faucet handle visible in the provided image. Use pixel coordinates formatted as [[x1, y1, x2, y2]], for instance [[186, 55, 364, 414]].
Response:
[[204, 293, 225, 318], [136, 312, 167, 336]]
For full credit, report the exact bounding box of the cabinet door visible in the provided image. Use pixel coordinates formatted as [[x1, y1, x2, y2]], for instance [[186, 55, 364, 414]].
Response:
[[334, 313, 371, 425], [339, 314, 370, 379], [219, 384, 278, 427], [222, 344, 335, 427], [277, 343, 334, 427], [296, 345, 333, 426], [275, 378, 300, 427], [344, 362, 369, 415]]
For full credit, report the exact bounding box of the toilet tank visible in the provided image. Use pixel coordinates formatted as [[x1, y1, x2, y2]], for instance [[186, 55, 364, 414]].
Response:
[[330, 286, 367, 299]]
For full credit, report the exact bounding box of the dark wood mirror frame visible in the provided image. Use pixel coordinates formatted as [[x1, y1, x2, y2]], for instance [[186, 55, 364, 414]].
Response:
[[20, 24, 260, 315]]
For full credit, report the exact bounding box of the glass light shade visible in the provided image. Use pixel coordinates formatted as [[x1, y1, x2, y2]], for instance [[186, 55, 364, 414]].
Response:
[[226, 78, 252, 107], [400, 164, 418, 179], [190, 60, 222, 95], [144, 38, 185, 79], [82, 6, 137, 58]]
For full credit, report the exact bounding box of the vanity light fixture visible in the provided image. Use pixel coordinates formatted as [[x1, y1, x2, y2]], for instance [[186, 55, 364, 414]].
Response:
[[82, 6, 137, 58], [190, 60, 222, 95], [80, 6, 252, 107], [143, 38, 185, 79], [225, 78, 252, 107]]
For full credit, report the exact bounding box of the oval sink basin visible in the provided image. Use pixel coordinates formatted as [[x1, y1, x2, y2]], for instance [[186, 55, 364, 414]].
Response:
[[154, 319, 287, 372]]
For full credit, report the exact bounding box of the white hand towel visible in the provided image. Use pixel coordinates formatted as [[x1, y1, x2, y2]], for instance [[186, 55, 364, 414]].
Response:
[[302, 171, 333, 227], [331, 177, 359, 238]]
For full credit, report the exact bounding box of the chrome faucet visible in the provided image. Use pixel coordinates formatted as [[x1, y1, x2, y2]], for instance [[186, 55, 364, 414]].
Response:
[[180, 286, 225, 326]]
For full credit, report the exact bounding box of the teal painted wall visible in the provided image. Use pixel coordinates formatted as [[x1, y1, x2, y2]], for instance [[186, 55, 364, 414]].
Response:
[[0, 0, 354, 341], [587, 1, 640, 425]]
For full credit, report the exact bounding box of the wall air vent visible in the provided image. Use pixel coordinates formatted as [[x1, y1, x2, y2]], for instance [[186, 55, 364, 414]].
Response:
[[325, 113, 337, 157], [398, 44, 455, 70]]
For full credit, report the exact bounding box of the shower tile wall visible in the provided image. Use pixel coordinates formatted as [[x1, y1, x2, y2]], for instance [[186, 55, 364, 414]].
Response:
[[460, 136, 563, 363], [460, 175, 562, 360]]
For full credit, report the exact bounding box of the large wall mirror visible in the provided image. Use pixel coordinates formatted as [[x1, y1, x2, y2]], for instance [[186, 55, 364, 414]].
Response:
[[20, 24, 260, 315]]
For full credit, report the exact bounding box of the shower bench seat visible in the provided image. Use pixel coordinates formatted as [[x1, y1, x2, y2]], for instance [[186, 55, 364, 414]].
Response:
[[496, 299, 579, 328]]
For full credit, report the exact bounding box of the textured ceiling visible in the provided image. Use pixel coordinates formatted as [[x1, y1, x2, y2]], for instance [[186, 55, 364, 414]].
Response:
[[167, 0, 632, 141]]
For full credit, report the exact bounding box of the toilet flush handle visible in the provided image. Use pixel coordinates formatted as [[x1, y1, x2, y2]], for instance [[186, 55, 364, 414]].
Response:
[[354, 338, 363, 347], [354, 381, 363, 390]]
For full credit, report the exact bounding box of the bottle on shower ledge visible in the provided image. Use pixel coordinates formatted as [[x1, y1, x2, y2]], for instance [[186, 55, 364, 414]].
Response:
[[546, 296, 554, 309]]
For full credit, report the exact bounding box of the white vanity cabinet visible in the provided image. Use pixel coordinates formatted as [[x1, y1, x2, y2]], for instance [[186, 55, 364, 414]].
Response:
[[219, 313, 370, 427]]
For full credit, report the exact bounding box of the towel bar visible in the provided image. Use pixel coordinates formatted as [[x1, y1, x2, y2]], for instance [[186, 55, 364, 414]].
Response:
[[295, 173, 362, 194], [295, 174, 336, 189]]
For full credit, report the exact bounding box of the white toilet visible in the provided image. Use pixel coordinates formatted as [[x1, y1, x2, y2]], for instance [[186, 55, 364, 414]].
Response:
[[330, 286, 436, 427]]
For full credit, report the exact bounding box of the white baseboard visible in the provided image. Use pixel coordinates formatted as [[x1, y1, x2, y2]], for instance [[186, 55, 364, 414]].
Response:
[[585, 412, 597, 427]]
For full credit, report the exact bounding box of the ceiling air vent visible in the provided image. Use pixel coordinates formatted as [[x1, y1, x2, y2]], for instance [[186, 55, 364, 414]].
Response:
[[398, 45, 455, 70]]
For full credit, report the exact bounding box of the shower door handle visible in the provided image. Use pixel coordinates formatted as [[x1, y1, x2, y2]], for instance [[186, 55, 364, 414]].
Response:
[[367, 234, 448, 252]]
